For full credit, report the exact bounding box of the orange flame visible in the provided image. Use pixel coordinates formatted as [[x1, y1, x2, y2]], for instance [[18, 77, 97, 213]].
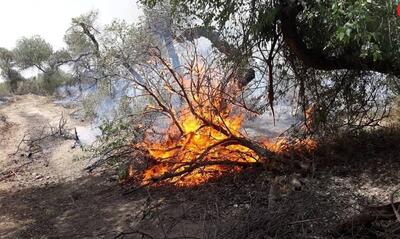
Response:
[[136, 60, 316, 187], [142, 107, 259, 186]]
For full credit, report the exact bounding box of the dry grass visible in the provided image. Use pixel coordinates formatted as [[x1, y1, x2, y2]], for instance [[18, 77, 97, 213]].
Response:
[[113, 126, 400, 239]]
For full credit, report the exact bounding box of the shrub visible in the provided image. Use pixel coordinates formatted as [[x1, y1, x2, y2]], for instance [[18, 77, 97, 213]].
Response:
[[14, 71, 72, 96]]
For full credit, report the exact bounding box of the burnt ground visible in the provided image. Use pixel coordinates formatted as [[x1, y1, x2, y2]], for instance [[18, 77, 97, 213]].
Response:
[[0, 95, 399, 238]]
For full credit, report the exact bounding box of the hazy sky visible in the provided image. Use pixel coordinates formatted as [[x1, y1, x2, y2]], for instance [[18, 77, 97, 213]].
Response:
[[0, 0, 142, 50]]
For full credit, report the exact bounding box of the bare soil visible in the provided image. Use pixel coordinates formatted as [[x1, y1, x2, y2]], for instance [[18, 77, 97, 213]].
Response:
[[0, 94, 399, 238], [0, 95, 138, 238]]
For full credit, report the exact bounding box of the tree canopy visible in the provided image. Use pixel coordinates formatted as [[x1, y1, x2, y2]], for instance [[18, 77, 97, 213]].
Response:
[[13, 35, 53, 73], [142, 0, 400, 77]]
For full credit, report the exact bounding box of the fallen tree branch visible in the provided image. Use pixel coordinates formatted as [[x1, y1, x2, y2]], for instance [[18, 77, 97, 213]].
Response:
[[149, 159, 263, 183], [10, 115, 80, 158]]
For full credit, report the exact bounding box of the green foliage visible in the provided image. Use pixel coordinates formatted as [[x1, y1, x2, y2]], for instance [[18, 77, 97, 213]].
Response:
[[0, 35, 75, 95], [0, 47, 24, 92], [65, 10, 100, 56], [81, 81, 112, 119], [48, 49, 71, 68], [98, 119, 134, 147], [306, 0, 399, 62], [41, 70, 73, 94], [81, 92, 99, 119], [85, 116, 149, 171], [14, 71, 72, 96], [142, 0, 400, 66], [13, 35, 53, 71], [0, 47, 13, 71], [6, 69, 25, 92]]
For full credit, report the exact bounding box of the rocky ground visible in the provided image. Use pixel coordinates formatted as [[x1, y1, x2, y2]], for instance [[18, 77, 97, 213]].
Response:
[[0, 94, 399, 238]]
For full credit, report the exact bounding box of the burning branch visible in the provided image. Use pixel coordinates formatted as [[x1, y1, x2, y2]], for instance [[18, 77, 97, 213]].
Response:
[[123, 49, 282, 186]]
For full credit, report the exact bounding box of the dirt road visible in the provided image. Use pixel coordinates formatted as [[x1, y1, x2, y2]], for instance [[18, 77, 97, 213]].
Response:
[[0, 95, 87, 190], [0, 95, 138, 238]]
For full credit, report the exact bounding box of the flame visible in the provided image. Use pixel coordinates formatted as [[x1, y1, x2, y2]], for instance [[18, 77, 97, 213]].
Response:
[[142, 108, 259, 186], [127, 165, 134, 178], [135, 60, 317, 187], [262, 137, 317, 153]]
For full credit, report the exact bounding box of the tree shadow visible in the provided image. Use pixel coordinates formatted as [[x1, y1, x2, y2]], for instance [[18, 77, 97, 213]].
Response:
[[0, 174, 145, 238]]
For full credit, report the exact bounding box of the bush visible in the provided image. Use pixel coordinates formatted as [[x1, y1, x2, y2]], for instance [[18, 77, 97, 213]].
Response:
[[81, 80, 146, 120], [14, 71, 72, 96]]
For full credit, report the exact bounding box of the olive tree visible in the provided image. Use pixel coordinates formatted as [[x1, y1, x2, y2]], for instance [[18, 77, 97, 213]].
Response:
[[13, 35, 53, 73]]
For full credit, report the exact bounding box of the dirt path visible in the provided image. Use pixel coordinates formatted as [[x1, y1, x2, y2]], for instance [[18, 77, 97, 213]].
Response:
[[0, 95, 138, 238], [0, 95, 87, 190]]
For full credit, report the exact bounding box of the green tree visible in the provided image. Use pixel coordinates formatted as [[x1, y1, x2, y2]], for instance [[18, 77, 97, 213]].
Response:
[[13, 35, 53, 73], [142, 0, 399, 77], [65, 10, 100, 57], [0, 47, 24, 92]]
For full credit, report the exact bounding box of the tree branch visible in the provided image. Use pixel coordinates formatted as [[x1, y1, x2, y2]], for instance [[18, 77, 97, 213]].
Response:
[[176, 27, 256, 87], [279, 2, 400, 77], [78, 22, 100, 56]]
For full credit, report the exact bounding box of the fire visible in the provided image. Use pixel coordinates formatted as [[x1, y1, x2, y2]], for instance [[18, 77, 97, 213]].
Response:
[[135, 59, 317, 187], [262, 138, 317, 153], [142, 109, 259, 186], [140, 107, 316, 187]]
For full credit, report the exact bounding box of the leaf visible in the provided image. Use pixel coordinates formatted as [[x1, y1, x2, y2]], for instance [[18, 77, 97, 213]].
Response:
[[338, 31, 345, 41], [346, 28, 352, 37]]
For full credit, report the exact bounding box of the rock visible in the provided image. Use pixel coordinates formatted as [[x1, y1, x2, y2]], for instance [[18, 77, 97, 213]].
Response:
[[35, 175, 43, 180]]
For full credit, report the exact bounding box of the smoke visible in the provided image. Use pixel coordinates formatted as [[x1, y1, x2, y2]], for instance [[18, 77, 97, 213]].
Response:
[[55, 79, 138, 146]]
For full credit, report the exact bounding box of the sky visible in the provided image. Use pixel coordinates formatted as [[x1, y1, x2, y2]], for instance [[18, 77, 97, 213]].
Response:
[[0, 0, 142, 50]]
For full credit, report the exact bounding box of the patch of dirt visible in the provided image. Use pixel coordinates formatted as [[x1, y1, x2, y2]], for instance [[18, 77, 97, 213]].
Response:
[[0, 95, 134, 238], [0, 94, 86, 190]]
